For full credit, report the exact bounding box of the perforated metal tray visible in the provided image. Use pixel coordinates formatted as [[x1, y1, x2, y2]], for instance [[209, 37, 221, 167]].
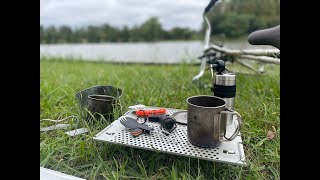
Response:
[[93, 107, 246, 166]]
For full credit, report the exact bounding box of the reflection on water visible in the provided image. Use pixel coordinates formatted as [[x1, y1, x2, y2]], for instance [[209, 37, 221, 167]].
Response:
[[40, 41, 272, 64]]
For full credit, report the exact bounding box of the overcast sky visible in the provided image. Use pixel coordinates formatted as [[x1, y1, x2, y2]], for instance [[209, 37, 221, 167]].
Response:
[[40, 0, 212, 30]]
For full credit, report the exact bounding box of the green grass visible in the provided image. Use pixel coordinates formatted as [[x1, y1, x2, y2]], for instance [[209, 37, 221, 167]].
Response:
[[40, 58, 280, 179]]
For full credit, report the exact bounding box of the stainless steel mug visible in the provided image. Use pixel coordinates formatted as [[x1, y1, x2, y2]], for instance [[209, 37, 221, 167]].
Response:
[[186, 95, 242, 148]]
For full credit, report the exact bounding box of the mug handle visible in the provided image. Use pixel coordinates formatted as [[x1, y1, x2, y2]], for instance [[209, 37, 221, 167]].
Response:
[[220, 109, 242, 141]]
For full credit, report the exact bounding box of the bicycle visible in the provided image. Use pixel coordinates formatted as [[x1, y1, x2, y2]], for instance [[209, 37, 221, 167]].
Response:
[[192, 0, 280, 86]]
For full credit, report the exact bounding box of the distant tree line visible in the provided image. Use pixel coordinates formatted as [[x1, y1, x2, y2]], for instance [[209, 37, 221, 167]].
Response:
[[40, 17, 200, 43], [40, 0, 279, 44]]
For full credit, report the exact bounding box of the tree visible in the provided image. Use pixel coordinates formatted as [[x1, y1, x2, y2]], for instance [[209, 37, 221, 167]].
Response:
[[58, 25, 73, 43], [129, 26, 141, 42], [75, 27, 88, 43], [40, 25, 44, 43], [87, 26, 100, 43], [120, 26, 130, 42], [45, 26, 58, 43], [169, 27, 193, 40], [139, 17, 164, 41], [220, 13, 250, 37], [100, 24, 120, 42]]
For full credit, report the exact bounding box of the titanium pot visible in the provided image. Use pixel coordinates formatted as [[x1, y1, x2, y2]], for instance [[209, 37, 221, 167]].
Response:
[[87, 95, 116, 120], [75, 85, 122, 121]]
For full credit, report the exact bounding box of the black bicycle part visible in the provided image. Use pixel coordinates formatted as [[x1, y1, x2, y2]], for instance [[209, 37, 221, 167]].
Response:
[[204, 0, 220, 14], [248, 25, 280, 50]]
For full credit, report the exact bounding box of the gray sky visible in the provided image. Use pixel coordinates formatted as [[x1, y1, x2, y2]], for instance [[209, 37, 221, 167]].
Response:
[[40, 0, 210, 30]]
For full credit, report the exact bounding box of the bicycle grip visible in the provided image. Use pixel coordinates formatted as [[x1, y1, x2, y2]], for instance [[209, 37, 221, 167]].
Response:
[[204, 0, 220, 14]]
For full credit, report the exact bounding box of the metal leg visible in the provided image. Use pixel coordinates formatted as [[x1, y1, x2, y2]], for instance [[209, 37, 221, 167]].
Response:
[[192, 58, 207, 84]]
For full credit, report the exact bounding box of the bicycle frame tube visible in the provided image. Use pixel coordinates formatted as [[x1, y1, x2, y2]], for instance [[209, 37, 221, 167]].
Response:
[[203, 0, 221, 49], [204, 12, 214, 79], [193, 0, 221, 83], [203, 14, 212, 50]]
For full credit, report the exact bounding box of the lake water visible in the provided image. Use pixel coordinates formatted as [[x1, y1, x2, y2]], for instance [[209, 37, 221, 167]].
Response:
[[40, 40, 272, 64]]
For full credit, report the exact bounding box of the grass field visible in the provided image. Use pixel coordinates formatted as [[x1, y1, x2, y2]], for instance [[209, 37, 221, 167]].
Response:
[[40, 58, 280, 179]]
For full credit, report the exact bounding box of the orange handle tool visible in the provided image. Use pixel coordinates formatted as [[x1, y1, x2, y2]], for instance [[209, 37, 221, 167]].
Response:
[[135, 108, 166, 117]]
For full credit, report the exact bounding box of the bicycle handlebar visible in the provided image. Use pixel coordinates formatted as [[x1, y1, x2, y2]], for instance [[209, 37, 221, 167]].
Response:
[[204, 0, 221, 14]]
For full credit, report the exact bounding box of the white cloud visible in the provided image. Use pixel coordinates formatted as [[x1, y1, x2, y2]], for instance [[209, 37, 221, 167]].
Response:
[[40, 0, 210, 30]]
